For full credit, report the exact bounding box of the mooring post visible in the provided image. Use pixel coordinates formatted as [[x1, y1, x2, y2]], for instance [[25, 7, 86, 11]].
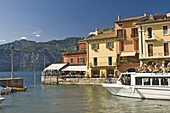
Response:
[[34, 74, 36, 84], [57, 76, 59, 85]]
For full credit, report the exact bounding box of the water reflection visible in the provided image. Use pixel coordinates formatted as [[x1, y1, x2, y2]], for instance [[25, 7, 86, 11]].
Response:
[[0, 72, 170, 113]]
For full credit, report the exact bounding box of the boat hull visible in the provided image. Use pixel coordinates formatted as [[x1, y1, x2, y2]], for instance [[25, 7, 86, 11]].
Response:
[[103, 83, 170, 100], [0, 97, 5, 104]]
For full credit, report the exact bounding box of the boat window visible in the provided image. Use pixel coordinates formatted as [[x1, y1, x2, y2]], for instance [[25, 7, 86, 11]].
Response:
[[136, 77, 142, 85], [152, 78, 159, 85], [161, 78, 168, 85], [120, 74, 131, 85], [144, 78, 150, 85]]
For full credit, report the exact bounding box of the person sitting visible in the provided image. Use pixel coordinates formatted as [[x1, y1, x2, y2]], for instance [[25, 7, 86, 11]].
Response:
[[167, 62, 170, 72], [154, 63, 159, 73], [160, 61, 166, 73], [147, 66, 153, 73]]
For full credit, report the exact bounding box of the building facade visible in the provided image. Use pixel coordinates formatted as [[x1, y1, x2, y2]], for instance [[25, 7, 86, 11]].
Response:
[[62, 39, 87, 65], [84, 28, 117, 78], [115, 12, 148, 74], [137, 13, 170, 65]]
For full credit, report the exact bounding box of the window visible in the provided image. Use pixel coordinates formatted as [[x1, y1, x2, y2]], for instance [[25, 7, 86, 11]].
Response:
[[163, 26, 168, 35], [93, 70, 99, 78], [131, 28, 138, 37], [93, 57, 97, 66], [117, 29, 126, 39], [118, 23, 123, 27], [106, 42, 113, 49], [148, 44, 153, 57], [144, 78, 150, 85], [70, 58, 74, 64], [147, 27, 152, 38], [164, 43, 169, 56], [92, 43, 99, 51], [108, 57, 112, 66], [107, 69, 114, 77], [78, 58, 85, 64], [136, 77, 142, 85]]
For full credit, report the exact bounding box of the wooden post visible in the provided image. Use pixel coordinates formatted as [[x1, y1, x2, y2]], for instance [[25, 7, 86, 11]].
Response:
[[57, 76, 59, 85], [34, 74, 36, 84]]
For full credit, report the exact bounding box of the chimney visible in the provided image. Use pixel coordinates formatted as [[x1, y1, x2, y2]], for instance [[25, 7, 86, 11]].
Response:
[[95, 28, 99, 35], [144, 11, 147, 16], [118, 14, 121, 21]]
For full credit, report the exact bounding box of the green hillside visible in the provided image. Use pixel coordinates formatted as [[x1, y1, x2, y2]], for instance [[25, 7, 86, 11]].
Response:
[[0, 37, 81, 72]]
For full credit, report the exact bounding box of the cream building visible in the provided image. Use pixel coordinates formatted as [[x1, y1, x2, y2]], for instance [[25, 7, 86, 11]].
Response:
[[84, 28, 117, 78], [137, 13, 170, 65]]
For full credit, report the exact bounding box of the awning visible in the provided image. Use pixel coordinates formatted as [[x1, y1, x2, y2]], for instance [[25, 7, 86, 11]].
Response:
[[120, 51, 136, 57], [44, 63, 68, 71], [62, 65, 86, 71]]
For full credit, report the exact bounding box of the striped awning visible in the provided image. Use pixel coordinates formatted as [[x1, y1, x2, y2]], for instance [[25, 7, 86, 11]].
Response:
[[62, 65, 86, 71], [44, 63, 68, 71]]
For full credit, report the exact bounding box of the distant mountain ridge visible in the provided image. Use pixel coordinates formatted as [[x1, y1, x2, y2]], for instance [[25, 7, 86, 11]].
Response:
[[0, 37, 82, 72]]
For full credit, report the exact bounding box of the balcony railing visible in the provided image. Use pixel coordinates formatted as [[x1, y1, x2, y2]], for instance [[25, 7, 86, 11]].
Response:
[[117, 59, 140, 64], [140, 53, 170, 59], [90, 62, 116, 67], [131, 34, 138, 38]]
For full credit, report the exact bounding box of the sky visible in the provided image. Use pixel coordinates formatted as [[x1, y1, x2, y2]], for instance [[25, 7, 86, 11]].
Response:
[[0, 0, 170, 44]]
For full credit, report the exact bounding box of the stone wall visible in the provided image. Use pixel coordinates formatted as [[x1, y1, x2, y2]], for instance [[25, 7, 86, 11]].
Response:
[[0, 78, 24, 88], [41, 76, 117, 85]]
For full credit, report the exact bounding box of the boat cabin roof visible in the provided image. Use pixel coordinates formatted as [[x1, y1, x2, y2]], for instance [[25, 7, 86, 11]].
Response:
[[120, 72, 170, 78], [118, 73, 170, 86]]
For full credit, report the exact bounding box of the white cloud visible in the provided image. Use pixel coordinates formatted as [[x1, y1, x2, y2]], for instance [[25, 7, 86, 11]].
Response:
[[35, 34, 40, 37], [20, 37, 27, 40], [32, 31, 42, 37]]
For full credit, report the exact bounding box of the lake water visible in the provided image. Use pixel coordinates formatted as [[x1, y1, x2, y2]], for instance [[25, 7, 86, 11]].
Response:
[[0, 72, 169, 113]]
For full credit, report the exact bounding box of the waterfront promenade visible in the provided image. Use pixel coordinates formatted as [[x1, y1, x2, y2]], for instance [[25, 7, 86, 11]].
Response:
[[41, 75, 117, 85]]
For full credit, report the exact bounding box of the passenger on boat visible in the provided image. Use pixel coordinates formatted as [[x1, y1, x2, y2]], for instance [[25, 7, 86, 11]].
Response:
[[167, 62, 170, 72], [160, 61, 166, 73], [141, 63, 148, 73], [154, 63, 159, 73]]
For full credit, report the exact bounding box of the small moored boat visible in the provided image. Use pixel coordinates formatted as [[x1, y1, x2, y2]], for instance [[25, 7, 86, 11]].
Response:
[[6, 86, 27, 91], [102, 72, 170, 100]]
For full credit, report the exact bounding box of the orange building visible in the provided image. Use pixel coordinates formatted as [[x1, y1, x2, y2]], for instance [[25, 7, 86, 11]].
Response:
[[115, 12, 148, 73], [62, 39, 86, 65]]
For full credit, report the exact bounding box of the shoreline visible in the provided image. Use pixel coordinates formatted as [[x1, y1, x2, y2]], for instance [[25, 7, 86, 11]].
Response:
[[41, 76, 117, 85]]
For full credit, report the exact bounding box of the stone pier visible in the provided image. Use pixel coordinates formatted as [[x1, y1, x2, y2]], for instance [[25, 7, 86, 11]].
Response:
[[41, 76, 117, 85], [0, 78, 24, 88]]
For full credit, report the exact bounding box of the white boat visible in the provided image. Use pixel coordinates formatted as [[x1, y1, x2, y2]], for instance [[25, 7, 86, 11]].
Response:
[[102, 72, 170, 100]]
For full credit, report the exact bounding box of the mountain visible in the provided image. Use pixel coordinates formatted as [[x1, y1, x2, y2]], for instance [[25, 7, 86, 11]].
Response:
[[0, 37, 82, 72]]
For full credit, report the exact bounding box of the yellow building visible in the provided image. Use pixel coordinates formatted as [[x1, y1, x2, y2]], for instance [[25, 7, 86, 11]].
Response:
[[84, 28, 117, 78], [137, 13, 170, 65]]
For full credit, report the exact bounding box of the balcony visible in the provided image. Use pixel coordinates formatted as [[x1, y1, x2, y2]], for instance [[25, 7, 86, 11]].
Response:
[[131, 34, 138, 40], [116, 29, 126, 41], [139, 53, 170, 59], [145, 34, 157, 41], [117, 59, 140, 64], [89, 62, 116, 67], [145, 37, 156, 41]]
